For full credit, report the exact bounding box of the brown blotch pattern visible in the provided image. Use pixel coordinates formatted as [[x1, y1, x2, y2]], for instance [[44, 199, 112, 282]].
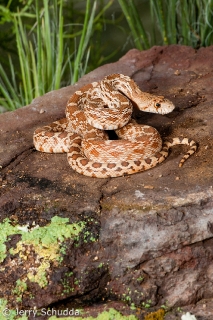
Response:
[[121, 161, 129, 167], [58, 132, 68, 139], [145, 158, 152, 165], [92, 162, 102, 168], [72, 154, 82, 160], [107, 163, 116, 169], [46, 132, 55, 137], [134, 160, 141, 166], [80, 159, 89, 166], [116, 167, 123, 172], [69, 146, 80, 153]]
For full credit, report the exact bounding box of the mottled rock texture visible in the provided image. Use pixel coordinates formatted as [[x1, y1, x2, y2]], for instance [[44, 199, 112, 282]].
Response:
[[0, 45, 213, 319]]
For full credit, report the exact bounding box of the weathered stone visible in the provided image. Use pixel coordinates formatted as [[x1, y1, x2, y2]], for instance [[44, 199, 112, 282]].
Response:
[[0, 45, 213, 319]]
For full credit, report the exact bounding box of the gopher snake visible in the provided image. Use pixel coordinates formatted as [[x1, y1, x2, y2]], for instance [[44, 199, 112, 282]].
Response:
[[33, 74, 197, 178]]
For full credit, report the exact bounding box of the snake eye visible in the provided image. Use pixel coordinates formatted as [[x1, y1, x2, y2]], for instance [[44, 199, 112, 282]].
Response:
[[155, 103, 161, 108]]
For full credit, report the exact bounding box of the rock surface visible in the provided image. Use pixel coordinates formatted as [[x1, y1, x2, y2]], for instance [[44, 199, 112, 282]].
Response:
[[0, 45, 213, 319]]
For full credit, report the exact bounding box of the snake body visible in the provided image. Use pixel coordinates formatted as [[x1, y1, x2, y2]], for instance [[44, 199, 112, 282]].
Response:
[[33, 74, 197, 178]]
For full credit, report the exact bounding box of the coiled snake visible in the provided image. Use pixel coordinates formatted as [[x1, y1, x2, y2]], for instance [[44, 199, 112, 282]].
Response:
[[33, 74, 197, 178]]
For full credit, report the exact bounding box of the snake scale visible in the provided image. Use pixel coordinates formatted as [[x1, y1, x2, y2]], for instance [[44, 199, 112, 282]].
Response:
[[33, 73, 197, 178]]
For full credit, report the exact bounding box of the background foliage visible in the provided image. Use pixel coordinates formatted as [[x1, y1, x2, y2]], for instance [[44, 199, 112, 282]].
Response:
[[0, 0, 213, 111]]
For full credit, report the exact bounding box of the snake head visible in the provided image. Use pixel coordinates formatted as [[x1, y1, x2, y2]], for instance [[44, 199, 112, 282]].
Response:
[[135, 93, 175, 115], [152, 96, 175, 114]]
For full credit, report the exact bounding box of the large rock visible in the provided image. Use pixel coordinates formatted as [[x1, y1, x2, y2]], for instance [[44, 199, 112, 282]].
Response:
[[0, 45, 213, 319]]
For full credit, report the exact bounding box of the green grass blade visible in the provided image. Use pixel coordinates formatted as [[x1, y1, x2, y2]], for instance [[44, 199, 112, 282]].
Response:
[[43, 0, 53, 88], [157, 0, 168, 44], [117, 0, 143, 50], [0, 76, 17, 110], [0, 57, 20, 106], [81, 1, 96, 55], [201, 0, 213, 46], [128, 0, 150, 49], [8, 55, 18, 94], [80, 47, 90, 78], [72, 0, 97, 84], [178, 0, 190, 45], [29, 41, 39, 97], [94, 0, 113, 22], [55, 0, 64, 90], [0, 93, 14, 110], [150, 0, 157, 46], [167, 0, 177, 44], [35, 0, 43, 96], [14, 16, 32, 105]]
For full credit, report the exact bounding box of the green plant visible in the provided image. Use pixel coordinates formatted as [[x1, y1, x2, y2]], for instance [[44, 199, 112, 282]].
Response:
[[0, 0, 64, 109], [142, 300, 152, 309], [0, 0, 99, 110], [119, 0, 213, 48], [71, 0, 96, 84], [117, 0, 150, 50], [0, 0, 35, 60], [149, 0, 213, 47], [0, 0, 35, 23], [1, 0, 213, 112], [63, 0, 116, 79], [12, 279, 28, 302]]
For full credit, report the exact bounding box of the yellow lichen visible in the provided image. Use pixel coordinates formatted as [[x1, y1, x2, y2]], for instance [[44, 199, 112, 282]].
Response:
[[8, 216, 86, 290], [27, 260, 50, 288], [0, 216, 87, 303], [144, 309, 165, 320]]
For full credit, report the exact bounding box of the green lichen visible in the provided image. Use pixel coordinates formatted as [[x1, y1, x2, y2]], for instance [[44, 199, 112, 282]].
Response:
[[122, 294, 132, 302], [10, 216, 85, 289], [121, 287, 133, 304], [60, 271, 80, 296], [12, 280, 28, 303], [49, 308, 138, 320], [98, 263, 103, 268], [0, 216, 86, 302], [74, 278, 80, 285], [61, 278, 74, 295], [176, 306, 182, 313], [0, 218, 19, 263], [10, 215, 85, 259], [142, 300, 152, 309], [130, 303, 137, 310], [0, 298, 27, 320], [136, 276, 144, 282]]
